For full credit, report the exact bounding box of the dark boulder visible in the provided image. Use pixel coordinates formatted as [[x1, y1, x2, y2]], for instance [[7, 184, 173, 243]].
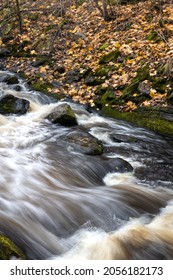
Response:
[[62, 130, 104, 155], [45, 103, 78, 126], [0, 94, 30, 115], [5, 76, 19, 85]]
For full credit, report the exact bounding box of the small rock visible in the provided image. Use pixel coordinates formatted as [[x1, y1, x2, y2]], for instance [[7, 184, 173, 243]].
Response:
[[62, 130, 104, 155]]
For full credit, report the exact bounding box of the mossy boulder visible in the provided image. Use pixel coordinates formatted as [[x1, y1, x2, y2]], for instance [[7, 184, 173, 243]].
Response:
[[101, 104, 173, 137], [45, 103, 78, 126], [95, 86, 118, 107], [95, 65, 117, 77], [0, 94, 30, 115], [99, 49, 121, 64], [62, 130, 104, 155], [0, 234, 26, 260]]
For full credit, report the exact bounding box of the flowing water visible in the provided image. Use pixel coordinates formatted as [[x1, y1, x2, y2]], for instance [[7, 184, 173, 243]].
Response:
[[0, 71, 173, 260]]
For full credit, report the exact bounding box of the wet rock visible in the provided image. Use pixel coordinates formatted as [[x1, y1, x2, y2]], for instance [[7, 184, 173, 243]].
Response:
[[0, 73, 9, 82], [107, 157, 133, 173], [62, 130, 104, 155], [0, 234, 26, 260], [110, 133, 138, 143], [0, 94, 30, 115], [45, 103, 78, 126], [5, 76, 19, 85], [13, 85, 22, 91]]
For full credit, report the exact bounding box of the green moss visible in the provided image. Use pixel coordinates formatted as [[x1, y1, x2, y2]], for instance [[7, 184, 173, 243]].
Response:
[[99, 49, 120, 64], [31, 81, 52, 93], [0, 234, 26, 260], [95, 87, 118, 107], [122, 64, 150, 98], [146, 30, 160, 42], [95, 65, 117, 77], [99, 43, 109, 51], [102, 105, 173, 137]]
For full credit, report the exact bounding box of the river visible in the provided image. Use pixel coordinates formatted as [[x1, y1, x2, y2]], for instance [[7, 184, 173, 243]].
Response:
[[0, 71, 173, 260]]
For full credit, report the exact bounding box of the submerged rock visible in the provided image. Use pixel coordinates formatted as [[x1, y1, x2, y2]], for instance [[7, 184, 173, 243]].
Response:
[[0, 94, 30, 115], [0, 73, 19, 84], [62, 130, 104, 155], [45, 103, 78, 126], [0, 73, 10, 83], [0, 234, 26, 260]]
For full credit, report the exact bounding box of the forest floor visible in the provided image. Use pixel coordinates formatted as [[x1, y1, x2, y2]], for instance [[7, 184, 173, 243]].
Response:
[[0, 0, 173, 134]]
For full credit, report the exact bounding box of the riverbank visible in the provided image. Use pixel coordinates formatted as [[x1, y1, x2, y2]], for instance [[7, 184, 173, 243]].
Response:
[[0, 0, 173, 136]]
